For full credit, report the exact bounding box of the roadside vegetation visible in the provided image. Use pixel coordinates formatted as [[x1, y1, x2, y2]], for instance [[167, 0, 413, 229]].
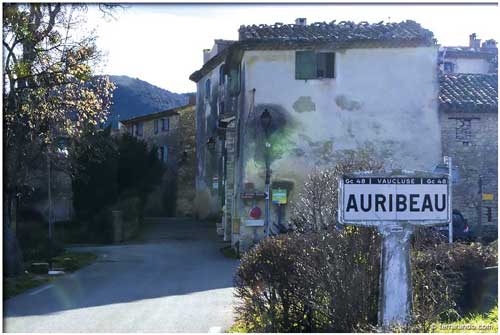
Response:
[[231, 149, 498, 332], [3, 250, 97, 300], [429, 305, 498, 333]]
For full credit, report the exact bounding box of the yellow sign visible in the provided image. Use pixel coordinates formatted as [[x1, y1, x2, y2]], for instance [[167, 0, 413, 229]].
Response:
[[482, 193, 494, 201]]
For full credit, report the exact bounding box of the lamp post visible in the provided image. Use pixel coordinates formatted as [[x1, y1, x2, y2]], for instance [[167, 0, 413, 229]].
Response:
[[260, 109, 272, 237]]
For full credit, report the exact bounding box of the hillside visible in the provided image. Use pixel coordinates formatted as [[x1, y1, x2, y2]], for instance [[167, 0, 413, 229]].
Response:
[[104, 75, 192, 128]]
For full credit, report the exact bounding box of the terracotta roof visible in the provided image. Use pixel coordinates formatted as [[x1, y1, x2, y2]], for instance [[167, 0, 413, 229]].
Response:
[[439, 73, 498, 113], [439, 47, 497, 60], [238, 20, 435, 45], [120, 102, 195, 124], [190, 20, 436, 82]]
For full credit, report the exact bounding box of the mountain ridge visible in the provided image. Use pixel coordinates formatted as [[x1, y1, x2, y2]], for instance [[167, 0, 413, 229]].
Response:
[[102, 75, 193, 128]]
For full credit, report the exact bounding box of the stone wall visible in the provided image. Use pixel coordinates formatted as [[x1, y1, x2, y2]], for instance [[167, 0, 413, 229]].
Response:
[[175, 105, 197, 216], [439, 111, 498, 235]]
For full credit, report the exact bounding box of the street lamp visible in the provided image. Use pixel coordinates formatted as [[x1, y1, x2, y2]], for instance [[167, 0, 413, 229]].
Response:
[[260, 109, 272, 237]]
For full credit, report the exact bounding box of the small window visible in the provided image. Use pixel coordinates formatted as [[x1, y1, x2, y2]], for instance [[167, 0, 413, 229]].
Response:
[[134, 123, 143, 137], [163, 144, 168, 162], [296, 51, 335, 80], [219, 101, 224, 116], [487, 207, 492, 223], [154, 119, 159, 134], [456, 119, 472, 145], [205, 79, 211, 99], [157, 147, 162, 161], [161, 118, 170, 131], [444, 62, 455, 73], [219, 66, 225, 85]]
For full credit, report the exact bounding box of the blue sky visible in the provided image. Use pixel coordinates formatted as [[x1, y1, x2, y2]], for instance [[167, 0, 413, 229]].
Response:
[[87, 4, 499, 93]]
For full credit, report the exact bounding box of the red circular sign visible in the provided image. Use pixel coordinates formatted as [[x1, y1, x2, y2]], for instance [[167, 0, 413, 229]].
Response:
[[249, 206, 262, 219]]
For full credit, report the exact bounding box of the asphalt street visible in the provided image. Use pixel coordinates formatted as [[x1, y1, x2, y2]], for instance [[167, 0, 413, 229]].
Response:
[[3, 218, 239, 332]]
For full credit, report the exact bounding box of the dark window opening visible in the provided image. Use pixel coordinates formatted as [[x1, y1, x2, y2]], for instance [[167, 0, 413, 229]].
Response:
[[161, 118, 170, 131], [219, 66, 225, 85], [205, 79, 211, 99], [219, 101, 225, 116], [487, 207, 492, 223], [154, 119, 159, 134], [444, 62, 455, 73], [135, 122, 143, 137], [296, 51, 335, 80]]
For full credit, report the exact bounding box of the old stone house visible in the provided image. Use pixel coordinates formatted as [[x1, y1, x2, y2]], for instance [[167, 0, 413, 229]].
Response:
[[439, 73, 498, 236], [190, 19, 446, 251], [119, 100, 196, 216], [439, 34, 497, 74]]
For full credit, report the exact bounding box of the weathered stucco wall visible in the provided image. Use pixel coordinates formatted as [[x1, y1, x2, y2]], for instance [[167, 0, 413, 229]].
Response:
[[194, 64, 225, 219], [235, 47, 442, 247], [439, 111, 498, 234]]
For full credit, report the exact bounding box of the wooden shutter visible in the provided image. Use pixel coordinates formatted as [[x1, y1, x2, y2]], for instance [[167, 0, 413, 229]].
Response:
[[295, 51, 316, 80], [325, 52, 335, 78]]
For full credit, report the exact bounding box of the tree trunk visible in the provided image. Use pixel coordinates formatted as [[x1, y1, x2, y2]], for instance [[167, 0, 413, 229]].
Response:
[[3, 194, 24, 277]]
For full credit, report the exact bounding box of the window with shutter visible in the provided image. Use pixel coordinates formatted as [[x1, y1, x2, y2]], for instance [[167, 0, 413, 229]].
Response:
[[296, 51, 335, 80], [295, 51, 316, 79], [163, 145, 168, 162]]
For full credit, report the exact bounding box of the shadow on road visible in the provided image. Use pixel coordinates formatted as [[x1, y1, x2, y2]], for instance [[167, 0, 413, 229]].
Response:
[[4, 218, 239, 318]]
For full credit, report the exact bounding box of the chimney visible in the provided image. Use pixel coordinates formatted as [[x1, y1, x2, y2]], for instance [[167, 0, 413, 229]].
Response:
[[203, 49, 211, 64], [469, 33, 481, 50], [295, 18, 307, 26]]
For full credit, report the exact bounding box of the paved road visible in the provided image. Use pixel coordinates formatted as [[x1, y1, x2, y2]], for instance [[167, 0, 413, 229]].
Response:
[[3, 219, 239, 332]]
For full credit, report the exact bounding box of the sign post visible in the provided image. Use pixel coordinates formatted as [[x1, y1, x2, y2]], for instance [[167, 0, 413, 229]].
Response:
[[339, 171, 451, 328]]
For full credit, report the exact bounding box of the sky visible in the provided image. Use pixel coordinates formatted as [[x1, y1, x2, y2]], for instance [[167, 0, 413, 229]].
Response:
[[86, 3, 499, 93]]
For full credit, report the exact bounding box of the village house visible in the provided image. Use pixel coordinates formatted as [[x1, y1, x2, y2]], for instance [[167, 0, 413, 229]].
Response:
[[439, 73, 498, 238], [439, 33, 497, 74], [190, 18, 446, 251], [119, 98, 196, 217]]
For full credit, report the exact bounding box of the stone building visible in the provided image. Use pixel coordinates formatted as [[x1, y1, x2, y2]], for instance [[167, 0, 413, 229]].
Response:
[[119, 100, 196, 216], [190, 19, 444, 251], [439, 73, 498, 236], [439, 33, 497, 74]]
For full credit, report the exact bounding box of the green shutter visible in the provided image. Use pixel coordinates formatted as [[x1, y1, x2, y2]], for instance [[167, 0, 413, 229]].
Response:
[[295, 51, 316, 80]]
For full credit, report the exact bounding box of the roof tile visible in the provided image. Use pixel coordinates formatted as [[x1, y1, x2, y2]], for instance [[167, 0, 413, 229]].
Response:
[[439, 73, 498, 113]]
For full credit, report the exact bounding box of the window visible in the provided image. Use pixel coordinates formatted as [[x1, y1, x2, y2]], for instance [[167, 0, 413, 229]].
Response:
[[219, 101, 225, 116], [134, 123, 143, 137], [456, 119, 472, 145], [296, 51, 335, 80], [219, 66, 225, 85], [163, 144, 168, 162], [205, 79, 211, 99], [161, 118, 169, 131], [487, 207, 492, 223], [154, 119, 159, 134], [444, 61, 455, 73]]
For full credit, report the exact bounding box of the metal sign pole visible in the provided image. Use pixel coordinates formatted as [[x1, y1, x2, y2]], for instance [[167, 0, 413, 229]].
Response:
[[445, 156, 453, 244]]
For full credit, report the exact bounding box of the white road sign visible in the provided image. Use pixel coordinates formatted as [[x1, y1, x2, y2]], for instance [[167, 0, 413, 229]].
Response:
[[339, 175, 451, 224]]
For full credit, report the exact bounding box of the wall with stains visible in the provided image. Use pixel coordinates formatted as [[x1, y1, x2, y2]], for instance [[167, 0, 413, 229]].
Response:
[[194, 63, 226, 219], [235, 47, 442, 249]]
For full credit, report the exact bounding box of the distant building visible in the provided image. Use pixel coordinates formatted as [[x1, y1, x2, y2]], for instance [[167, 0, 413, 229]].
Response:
[[190, 19, 443, 251], [439, 33, 498, 74], [119, 98, 196, 216], [439, 73, 498, 236]]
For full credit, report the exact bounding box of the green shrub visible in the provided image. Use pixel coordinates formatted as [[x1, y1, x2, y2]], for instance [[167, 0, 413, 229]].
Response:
[[411, 229, 498, 331], [234, 226, 381, 332]]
